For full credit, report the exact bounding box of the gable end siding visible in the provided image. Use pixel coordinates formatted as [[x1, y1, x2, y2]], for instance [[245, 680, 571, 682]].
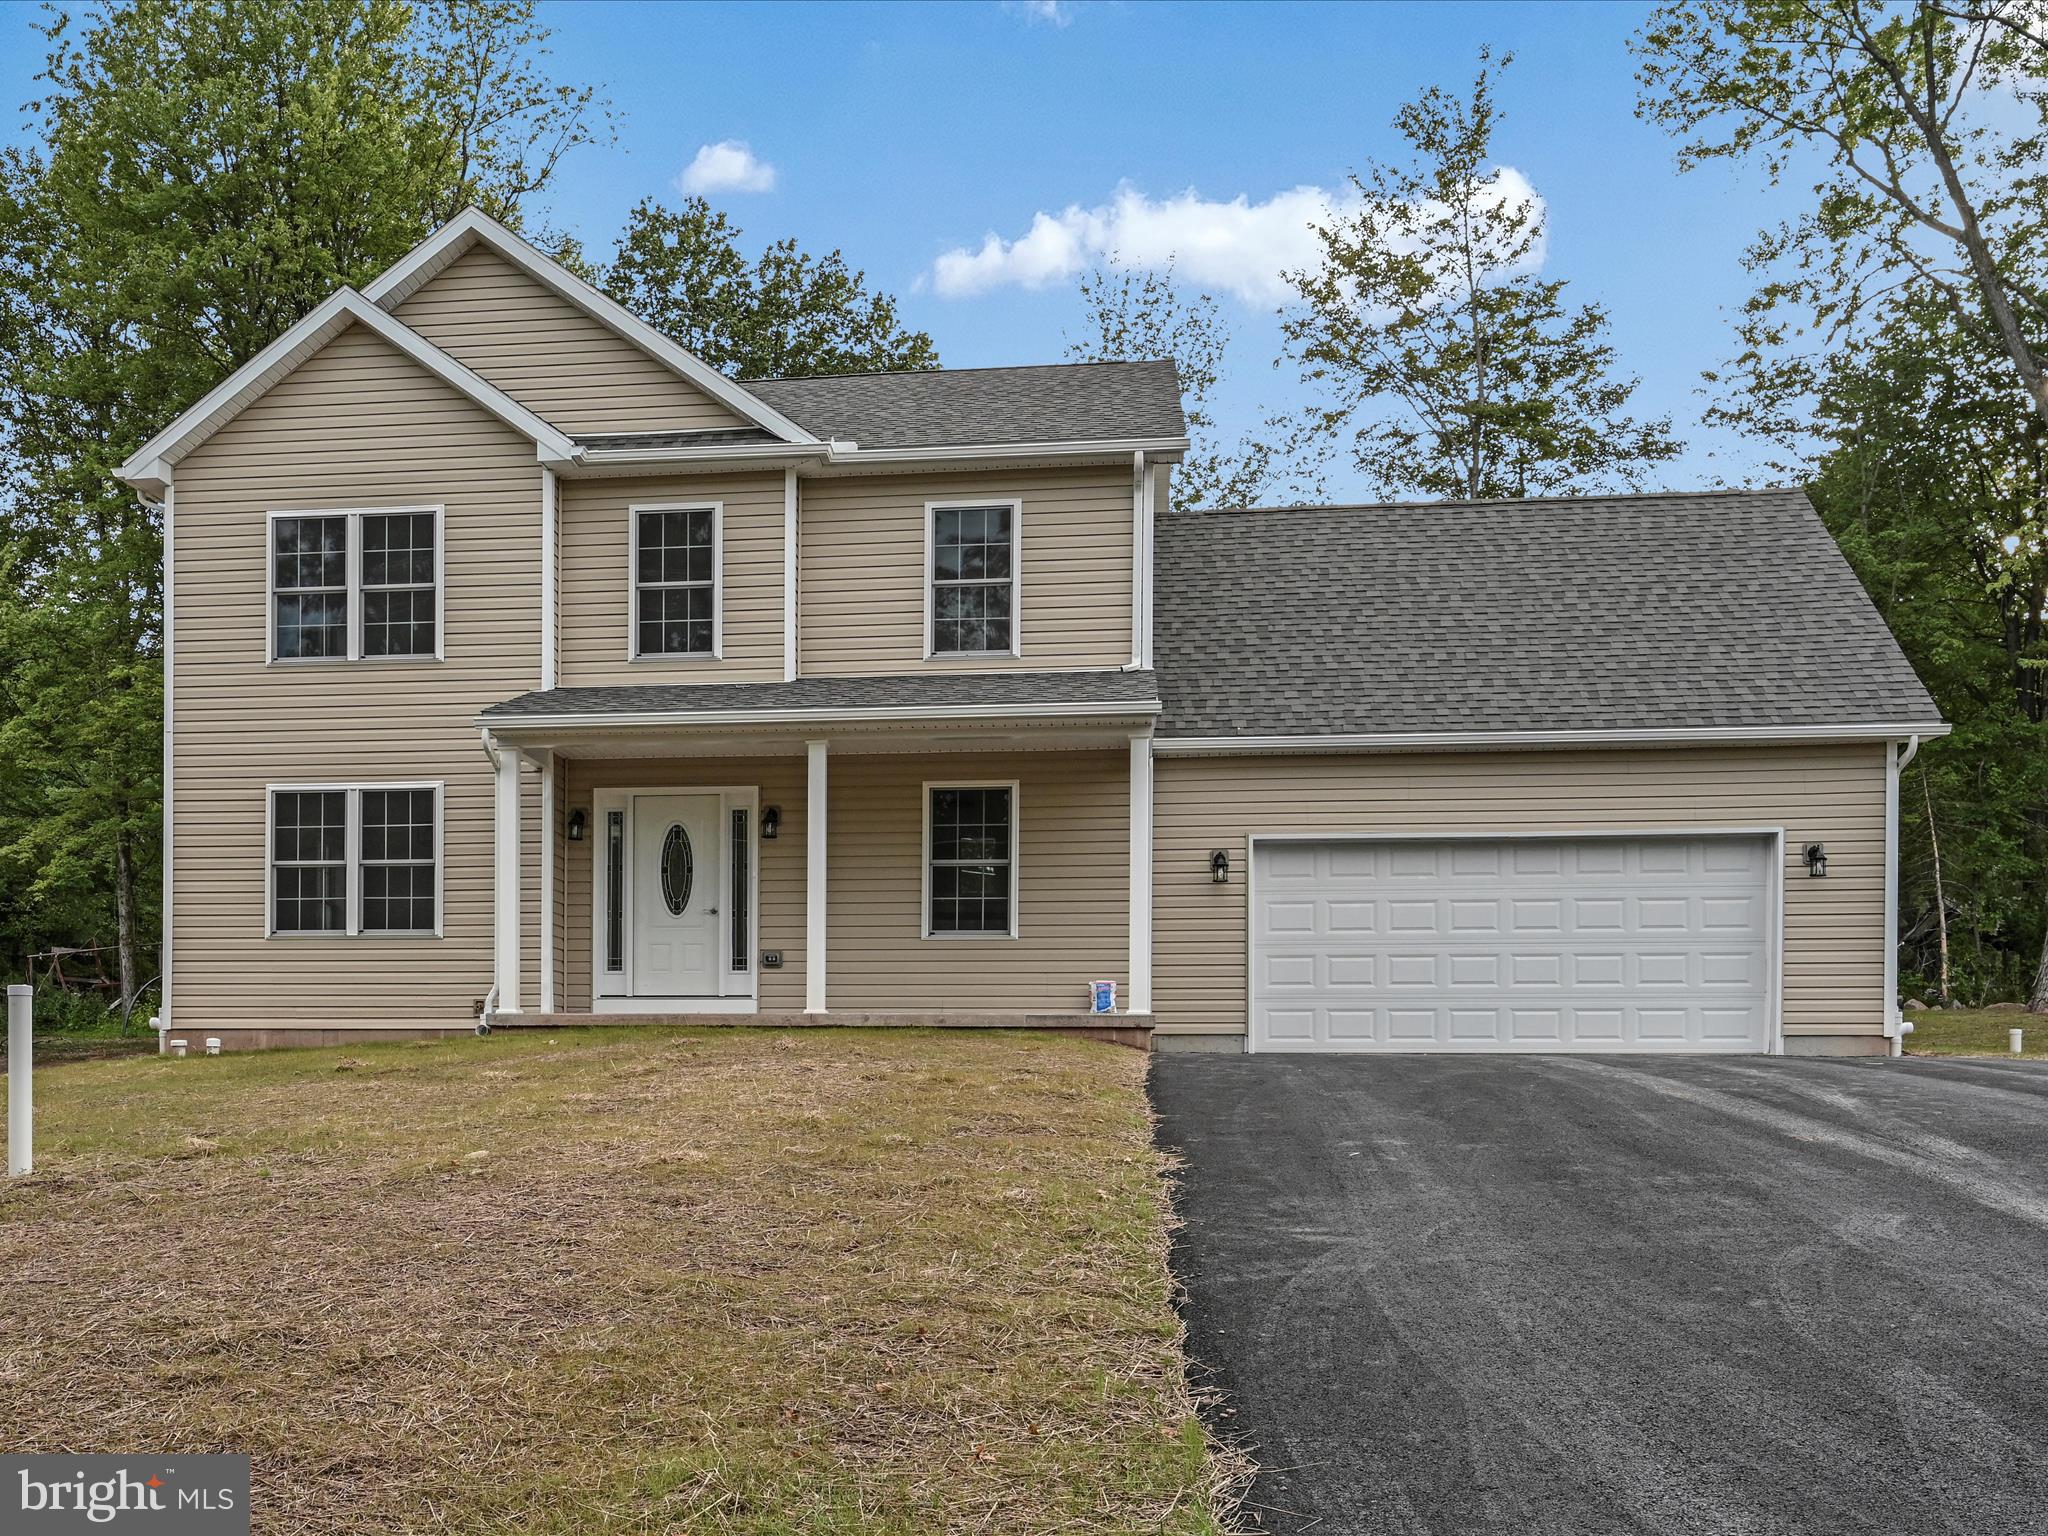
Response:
[[392, 244, 748, 436]]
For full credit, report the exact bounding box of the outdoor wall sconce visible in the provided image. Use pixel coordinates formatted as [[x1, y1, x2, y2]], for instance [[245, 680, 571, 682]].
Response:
[[1210, 849, 1230, 884], [762, 806, 781, 840], [565, 808, 587, 842], [1803, 842, 1827, 878]]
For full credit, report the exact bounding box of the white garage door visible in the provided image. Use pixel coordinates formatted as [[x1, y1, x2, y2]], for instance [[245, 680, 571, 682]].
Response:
[[1251, 835, 1776, 1053]]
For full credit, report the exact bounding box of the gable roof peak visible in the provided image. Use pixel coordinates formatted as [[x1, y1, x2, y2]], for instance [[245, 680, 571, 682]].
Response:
[[361, 207, 817, 445]]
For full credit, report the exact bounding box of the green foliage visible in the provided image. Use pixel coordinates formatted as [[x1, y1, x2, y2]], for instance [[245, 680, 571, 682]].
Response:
[[0, 0, 607, 995], [602, 197, 939, 380], [1064, 263, 1276, 510], [1634, 0, 2048, 423], [1282, 50, 1682, 501]]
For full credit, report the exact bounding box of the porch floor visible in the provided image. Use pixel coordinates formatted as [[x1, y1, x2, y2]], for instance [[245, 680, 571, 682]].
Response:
[[490, 1010, 1154, 1048]]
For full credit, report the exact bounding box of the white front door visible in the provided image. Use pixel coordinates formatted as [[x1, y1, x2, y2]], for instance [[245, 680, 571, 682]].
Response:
[[630, 792, 722, 998]]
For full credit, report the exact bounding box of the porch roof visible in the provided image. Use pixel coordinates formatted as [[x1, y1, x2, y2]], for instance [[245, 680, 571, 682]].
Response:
[[479, 668, 1162, 732]]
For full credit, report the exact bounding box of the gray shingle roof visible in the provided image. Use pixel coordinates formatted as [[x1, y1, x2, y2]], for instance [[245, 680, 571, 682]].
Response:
[[483, 669, 1161, 722], [745, 360, 1186, 448], [1155, 488, 1942, 739], [578, 427, 779, 451]]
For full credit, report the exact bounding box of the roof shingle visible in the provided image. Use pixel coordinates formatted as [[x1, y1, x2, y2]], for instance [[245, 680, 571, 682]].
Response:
[[1154, 488, 1942, 739], [482, 669, 1161, 722], [745, 359, 1186, 448]]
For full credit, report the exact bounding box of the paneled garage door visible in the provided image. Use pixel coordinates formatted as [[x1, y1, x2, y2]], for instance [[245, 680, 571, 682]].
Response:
[[1251, 835, 1776, 1053]]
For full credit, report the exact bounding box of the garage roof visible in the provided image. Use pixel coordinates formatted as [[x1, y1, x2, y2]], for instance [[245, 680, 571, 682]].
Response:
[[1154, 488, 1944, 741]]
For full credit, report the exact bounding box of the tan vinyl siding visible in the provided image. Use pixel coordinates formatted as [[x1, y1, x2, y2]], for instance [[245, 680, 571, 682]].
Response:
[[798, 467, 1133, 674], [169, 321, 542, 1033], [1153, 744, 1890, 1038], [392, 244, 747, 436], [557, 749, 1129, 1014], [558, 472, 786, 685]]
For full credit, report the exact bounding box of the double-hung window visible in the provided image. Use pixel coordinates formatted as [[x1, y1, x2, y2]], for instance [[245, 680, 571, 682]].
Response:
[[924, 783, 1018, 938], [270, 507, 441, 662], [927, 501, 1020, 656], [632, 504, 720, 658], [269, 784, 441, 936]]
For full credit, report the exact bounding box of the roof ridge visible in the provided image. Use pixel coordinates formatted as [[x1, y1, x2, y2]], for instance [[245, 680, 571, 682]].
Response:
[[746, 357, 1175, 386], [1183, 486, 1809, 517]]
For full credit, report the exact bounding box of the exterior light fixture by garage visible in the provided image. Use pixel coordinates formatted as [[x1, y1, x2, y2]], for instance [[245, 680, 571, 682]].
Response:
[[762, 805, 781, 840], [1210, 849, 1230, 884], [565, 808, 587, 842], [1803, 842, 1828, 878]]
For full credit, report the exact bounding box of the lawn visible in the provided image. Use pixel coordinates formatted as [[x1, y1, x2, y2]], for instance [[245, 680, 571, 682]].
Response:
[[0, 1028, 1239, 1534], [1905, 1008, 2048, 1059]]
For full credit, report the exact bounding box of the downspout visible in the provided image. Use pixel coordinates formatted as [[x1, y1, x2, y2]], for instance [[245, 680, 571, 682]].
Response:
[[1127, 450, 1147, 669], [1885, 734, 1921, 1058], [479, 728, 503, 1029]]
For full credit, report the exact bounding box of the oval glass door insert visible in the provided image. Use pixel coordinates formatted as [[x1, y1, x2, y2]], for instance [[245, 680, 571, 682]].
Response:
[[660, 824, 694, 915]]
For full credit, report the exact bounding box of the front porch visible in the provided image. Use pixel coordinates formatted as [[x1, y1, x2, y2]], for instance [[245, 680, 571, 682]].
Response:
[[476, 672, 1159, 1032]]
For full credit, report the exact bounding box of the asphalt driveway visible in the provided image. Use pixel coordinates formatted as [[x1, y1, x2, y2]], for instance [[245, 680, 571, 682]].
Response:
[[1152, 1054, 2048, 1535]]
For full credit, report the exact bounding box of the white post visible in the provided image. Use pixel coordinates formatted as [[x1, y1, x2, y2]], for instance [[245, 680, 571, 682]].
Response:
[[1884, 738, 1902, 1056], [806, 738, 828, 1014], [494, 740, 523, 1014], [1128, 732, 1153, 1015], [783, 467, 799, 682], [539, 750, 556, 1013], [8, 984, 30, 1176], [2012, 1028, 2025, 1055]]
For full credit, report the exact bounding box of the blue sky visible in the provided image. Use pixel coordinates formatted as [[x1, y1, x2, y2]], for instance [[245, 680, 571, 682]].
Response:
[[1, 0, 1805, 498]]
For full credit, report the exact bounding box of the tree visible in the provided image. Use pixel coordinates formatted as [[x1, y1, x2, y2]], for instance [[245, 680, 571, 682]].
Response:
[[1281, 51, 1682, 501], [0, 0, 605, 1014], [1634, 0, 2048, 430], [1717, 287, 2048, 1006], [602, 197, 938, 380], [1064, 263, 1276, 510]]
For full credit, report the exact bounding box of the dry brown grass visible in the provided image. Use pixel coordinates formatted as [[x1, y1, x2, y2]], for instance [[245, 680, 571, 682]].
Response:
[[0, 1027, 1239, 1534]]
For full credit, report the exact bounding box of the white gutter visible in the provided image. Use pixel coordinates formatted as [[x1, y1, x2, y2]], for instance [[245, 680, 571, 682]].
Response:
[[1885, 732, 1922, 1057], [572, 434, 1193, 474], [477, 696, 1163, 733], [1153, 722, 1954, 755]]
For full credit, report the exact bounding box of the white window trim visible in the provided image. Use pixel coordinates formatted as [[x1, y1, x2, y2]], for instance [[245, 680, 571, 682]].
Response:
[[264, 781, 445, 939], [265, 506, 445, 665], [920, 779, 1022, 940], [627, 501, 724, 662], [923, 498, 1023, 661]]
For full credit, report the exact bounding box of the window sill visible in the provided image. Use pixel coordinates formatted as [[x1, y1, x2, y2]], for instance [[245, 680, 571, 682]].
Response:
[[265, 931, 444, 941], [627, 652, 727, 664], [266, 655, 444, 667], [919, 930, 1022, 942]]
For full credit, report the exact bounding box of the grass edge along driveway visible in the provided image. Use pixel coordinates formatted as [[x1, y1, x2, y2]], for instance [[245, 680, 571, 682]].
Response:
[[0, 1027, 1245, 1535]]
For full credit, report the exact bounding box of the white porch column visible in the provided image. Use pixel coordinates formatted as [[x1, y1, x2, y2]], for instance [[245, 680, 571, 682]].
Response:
[[493, 738, 523, 1014], [1129, 732, 1153, 1015], [539, 749, 555, 1013], [806, 738, 828, 1013]]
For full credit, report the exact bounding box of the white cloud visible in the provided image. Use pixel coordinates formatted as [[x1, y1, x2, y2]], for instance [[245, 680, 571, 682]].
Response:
[[677, 140, 777, 196], [928, 171, 1545, 305], [1005, 0, 1074, 25]]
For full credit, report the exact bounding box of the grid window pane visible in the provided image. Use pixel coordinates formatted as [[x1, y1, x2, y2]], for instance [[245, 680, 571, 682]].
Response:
[[273, 516, 349, 659], [931, 505, 1014, 654], [360, 512, 435, 658], [272, 790, 347, 932], [635, 509, 716, 654], [360, 789, 436, 933], [929, 787, 1013, 935]]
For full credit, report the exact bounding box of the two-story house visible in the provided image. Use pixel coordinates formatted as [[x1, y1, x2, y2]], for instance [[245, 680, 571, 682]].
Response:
[[122, 210, 1945, 1057]]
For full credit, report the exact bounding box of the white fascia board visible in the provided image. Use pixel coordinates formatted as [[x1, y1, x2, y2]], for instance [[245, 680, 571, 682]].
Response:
[[821, 436, 1190, 467], [573, 442, 832, 469], [1152, 722, 1953, 755], [117, 288, 578, 494], [476, 697, 1164, 732], [363, 208, 819, 446]]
